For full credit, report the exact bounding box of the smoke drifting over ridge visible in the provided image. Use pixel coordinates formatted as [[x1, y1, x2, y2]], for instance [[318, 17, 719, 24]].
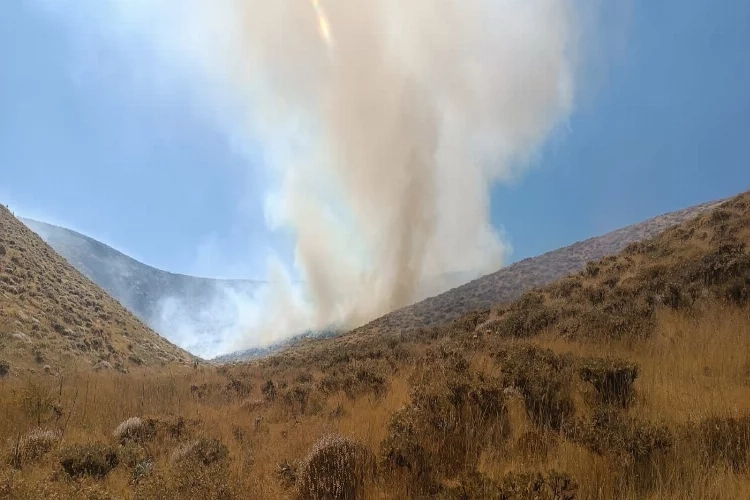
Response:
[[36, 0, 586, 349]]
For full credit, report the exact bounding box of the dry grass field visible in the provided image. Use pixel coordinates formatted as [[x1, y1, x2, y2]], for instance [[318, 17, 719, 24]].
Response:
[[1, 192, 749, 499]]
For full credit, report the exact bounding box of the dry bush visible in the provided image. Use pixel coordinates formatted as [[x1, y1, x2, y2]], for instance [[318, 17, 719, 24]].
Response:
[[495, 345, 575, 430], [486, 292, 558, 338], [20, 380, 59, 427], [443, 470, 578, 500], [0, 360, 9, 378], [132, 437, 237, 500], [566, 407, 672, 490], [381, 370, 509, 493], [60, 443, 119, 478], [170, 437, 229, 466], [8, 428, 62, 467], [113, 416, 154, 444], [578, 357, 639, 407], [296, 434, 375, 500], [696, 415, 750, 472]]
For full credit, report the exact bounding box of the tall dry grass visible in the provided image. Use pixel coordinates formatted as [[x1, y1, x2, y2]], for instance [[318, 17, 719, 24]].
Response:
[[0, 303, 749, 499]]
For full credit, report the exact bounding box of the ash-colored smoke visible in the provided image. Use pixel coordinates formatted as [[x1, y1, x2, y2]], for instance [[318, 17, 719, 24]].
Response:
[[35, 0, 585, 349], [222, 0, 580, 344]]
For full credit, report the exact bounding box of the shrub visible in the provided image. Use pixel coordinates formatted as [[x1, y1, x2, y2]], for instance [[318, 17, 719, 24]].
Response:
[[697, 415, 750, 472], [296, 435, 375, 500], [491, 293, 557, 338], [60, 443, 119, 478], [261, 380, 277, 401], [170, 437, 229, 466], [585, 261, 601, 278], [443, 470, 578, 500], [566, 407, 672, 490], [0, 360, 8, 378], [113, 417, 155, 444], [579, 357, 639, 407], [20, 381, 56, 426], [496, 346, 575, 430], [118, 441, 147, 469], [133, 437, 234, 499], [9, 428, 62, 467], [381, 374, 509, 491], [277, 460, 298, 489]]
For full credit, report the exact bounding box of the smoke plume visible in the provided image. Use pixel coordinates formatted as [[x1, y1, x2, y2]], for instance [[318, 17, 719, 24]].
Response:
[[225, 0, 578, 345], [36, 0, 584, 349]]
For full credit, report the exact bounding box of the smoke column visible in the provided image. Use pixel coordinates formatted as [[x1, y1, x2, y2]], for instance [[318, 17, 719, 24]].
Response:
[[35, 0, 583, 349], [227, 0, 579, 346]]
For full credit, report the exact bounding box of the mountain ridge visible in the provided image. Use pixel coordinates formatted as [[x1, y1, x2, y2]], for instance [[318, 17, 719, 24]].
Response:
[[0, 206, 196, 376]]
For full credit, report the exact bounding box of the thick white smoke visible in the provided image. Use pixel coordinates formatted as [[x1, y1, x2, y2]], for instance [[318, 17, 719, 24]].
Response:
[[222, 0, 578, 346], [34, 0, 584, 350]]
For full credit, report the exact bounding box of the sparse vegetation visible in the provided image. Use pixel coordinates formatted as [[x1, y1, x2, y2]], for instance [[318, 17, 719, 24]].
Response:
[[0, 193, 749, 498]]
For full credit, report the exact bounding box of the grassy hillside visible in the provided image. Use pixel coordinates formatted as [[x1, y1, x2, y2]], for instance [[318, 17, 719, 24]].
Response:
[[21, 218, 264, 357], [0, 206, 196, 375], [1, 193, 749, 499]]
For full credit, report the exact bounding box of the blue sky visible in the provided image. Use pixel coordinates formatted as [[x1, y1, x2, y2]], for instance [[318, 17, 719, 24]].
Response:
[[2, 0, 749, 279]]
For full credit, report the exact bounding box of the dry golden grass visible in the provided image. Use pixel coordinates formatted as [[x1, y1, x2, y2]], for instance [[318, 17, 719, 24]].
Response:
[[1, 193, 749, 498], [0, 303, 749, 499]]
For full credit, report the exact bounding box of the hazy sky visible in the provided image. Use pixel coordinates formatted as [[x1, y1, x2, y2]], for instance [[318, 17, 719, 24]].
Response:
[[2, 0, 749, 280]]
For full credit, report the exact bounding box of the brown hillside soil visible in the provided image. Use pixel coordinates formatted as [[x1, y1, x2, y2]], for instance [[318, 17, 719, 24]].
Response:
[[0, 205, 195, 375], [1, 192, 749, 498]]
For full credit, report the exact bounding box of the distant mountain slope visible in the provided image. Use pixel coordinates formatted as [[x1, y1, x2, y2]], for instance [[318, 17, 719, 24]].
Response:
[[217, 197, 724, 362], [361, 198, 724, 334], [0, 206, 195, 376], [23, 197, 724, 363], [21, 218, 264, 357]]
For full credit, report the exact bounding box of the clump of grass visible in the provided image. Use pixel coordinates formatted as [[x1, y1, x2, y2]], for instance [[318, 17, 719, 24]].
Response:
[[296, 434, 375, 500], [443, 470, 578, 500], [8, 428, 62, 467], [60, 443, 119, 478], [113, 416, 155, 444], [696, 414, 750, 472], [579, 357, 639, 407], [170, 437, 228, 466]]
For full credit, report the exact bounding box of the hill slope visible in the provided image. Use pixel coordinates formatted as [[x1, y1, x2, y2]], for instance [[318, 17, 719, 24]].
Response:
[[219, 197, 722, 362], [2, 194, 748, 499], [21, 218, 264, 357], [0, 206, 195, 375], [361, 198, 723, 334]]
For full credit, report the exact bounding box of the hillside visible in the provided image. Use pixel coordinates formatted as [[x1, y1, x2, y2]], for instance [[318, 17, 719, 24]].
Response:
[[0, 206, 196, 376], [363, 198, 723, 334], [21, 218, 264, 357], [220, 197, 721, 362], [2, 193, 749, 499]]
